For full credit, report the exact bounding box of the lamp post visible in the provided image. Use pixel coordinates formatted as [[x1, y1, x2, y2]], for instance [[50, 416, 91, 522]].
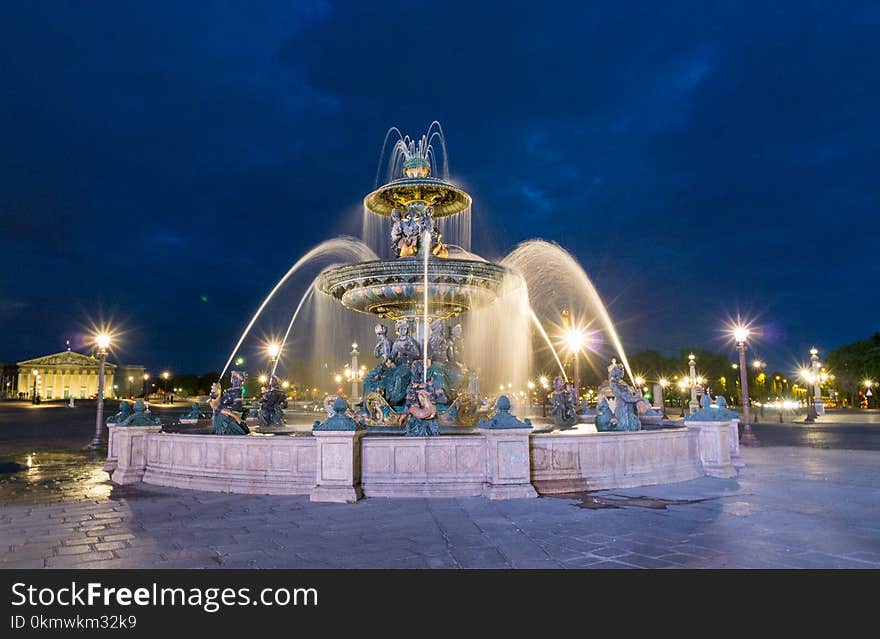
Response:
[[31, 368, 39, 404], [162, 371, 170, 403], [564, 328, 585, 410], [267, 342, 281, 375], [733, 326, 758, 445], [143, 373, 150, 399], [863, 379, 874, 409], [88, 333, 111, 449], [539, 376, 549, 417], [810, 348, 825, 415], [658, 378, 669, 418]]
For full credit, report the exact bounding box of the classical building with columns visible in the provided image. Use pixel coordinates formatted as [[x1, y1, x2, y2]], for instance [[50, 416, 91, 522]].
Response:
[[15, 350, 143, 400]]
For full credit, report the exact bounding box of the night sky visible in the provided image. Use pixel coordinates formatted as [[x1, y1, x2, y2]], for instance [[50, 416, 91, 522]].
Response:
[[1, 2, 878, 375]]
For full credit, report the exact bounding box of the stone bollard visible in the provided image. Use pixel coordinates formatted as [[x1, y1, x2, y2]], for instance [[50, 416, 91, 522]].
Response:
[[478, 396, 537, 500], [111, 426, 160, 484], [105, 423, 161, 473], [686, 421, 736, 478], [310, 397, 365, 503]]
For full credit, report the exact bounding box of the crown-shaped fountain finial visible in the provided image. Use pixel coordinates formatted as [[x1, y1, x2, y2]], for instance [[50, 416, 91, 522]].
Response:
[[402, 156, 431, 178]]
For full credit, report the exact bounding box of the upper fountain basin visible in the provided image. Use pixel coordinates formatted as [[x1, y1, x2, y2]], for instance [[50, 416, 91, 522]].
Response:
[[364, 177, 472, 218], [316, 258, 518, 320]]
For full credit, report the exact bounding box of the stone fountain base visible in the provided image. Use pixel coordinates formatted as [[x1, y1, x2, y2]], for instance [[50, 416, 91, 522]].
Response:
[[108, 422, 736, 501]]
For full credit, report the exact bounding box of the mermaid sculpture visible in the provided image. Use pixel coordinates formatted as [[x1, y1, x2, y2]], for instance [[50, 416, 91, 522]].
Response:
[[120, 399, 161, 426], [258, 375, 288, 430], [607, 361, 642, 431], [107, 400, 133, 424], [209, 370, 250, 435], [550, 376, 578, 428]]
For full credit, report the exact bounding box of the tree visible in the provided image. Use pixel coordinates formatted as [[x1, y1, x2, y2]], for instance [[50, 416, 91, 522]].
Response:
[[826, 333, 880, 407]]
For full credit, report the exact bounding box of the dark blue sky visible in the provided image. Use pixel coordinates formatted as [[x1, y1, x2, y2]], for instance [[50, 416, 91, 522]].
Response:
[[1, 1, 878, 374]]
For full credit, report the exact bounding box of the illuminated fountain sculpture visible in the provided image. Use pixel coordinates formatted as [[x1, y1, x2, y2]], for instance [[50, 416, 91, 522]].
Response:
[[316, 141, 517, 435], [111, 123, 740, 499]]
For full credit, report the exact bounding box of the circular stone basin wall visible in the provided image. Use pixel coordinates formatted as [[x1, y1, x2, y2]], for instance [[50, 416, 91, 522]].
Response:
[[123, 426, 716, 498]]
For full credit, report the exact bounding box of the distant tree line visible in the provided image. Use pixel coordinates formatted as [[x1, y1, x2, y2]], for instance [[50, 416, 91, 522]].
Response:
[[826, 332, 880, 408]]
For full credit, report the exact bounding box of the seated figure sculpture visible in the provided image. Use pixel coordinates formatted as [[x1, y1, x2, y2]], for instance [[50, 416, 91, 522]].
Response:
[[107, 400, 133, 424], [607, 360, 642, 431], [120, 399, 161, 426], [209, 371, 250, 435], [179, 402, 202, 421], [550, 376, 578, 428], [427, 318, 449, 363], [258, 375, 288, 429], [391, 318, 421, 365]]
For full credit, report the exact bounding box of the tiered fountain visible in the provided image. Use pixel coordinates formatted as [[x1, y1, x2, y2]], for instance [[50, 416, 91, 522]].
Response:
[[109, 124, 739, 500]]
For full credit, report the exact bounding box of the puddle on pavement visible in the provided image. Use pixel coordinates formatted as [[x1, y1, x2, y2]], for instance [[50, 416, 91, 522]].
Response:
[[550, 492, 715, 510], [0, 450, 112, 505]]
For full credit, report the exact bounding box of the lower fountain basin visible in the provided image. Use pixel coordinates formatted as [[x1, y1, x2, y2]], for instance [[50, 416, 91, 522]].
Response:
[[315, 258, 518, 320]]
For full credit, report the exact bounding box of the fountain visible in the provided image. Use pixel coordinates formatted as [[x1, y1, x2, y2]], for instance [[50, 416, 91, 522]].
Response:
[[115, 123, 739, 498]]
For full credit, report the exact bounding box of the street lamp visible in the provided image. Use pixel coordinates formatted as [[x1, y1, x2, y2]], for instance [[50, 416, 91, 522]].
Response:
[[564, 328, 585, 407], [88, 332, 111, 449], [732, 325, 758, 445], [31, 368, 39, 404], [266, 342, 281, 374], [809, 348, 825, 415], [677, 379, 688, 417], [863, 379, 874, 409], [143, 373, 150, 399]]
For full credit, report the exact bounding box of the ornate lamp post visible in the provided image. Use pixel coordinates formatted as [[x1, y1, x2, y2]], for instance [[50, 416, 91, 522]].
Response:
[[733, 326, 758, 445], [88, 332, 111, 449], [810, 348, 825, 415]]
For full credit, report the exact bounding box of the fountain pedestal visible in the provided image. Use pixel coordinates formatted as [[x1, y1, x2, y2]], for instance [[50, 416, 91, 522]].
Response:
[[310, 430, 365, 503], [111, 426, 160, 484], [687, 421, 736, 478], [105, 423, 162, 473], [481, 428, 537, 500]]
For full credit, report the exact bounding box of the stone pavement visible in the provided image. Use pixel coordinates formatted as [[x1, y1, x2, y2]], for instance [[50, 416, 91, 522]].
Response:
[[1, 444, 879, 569]]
